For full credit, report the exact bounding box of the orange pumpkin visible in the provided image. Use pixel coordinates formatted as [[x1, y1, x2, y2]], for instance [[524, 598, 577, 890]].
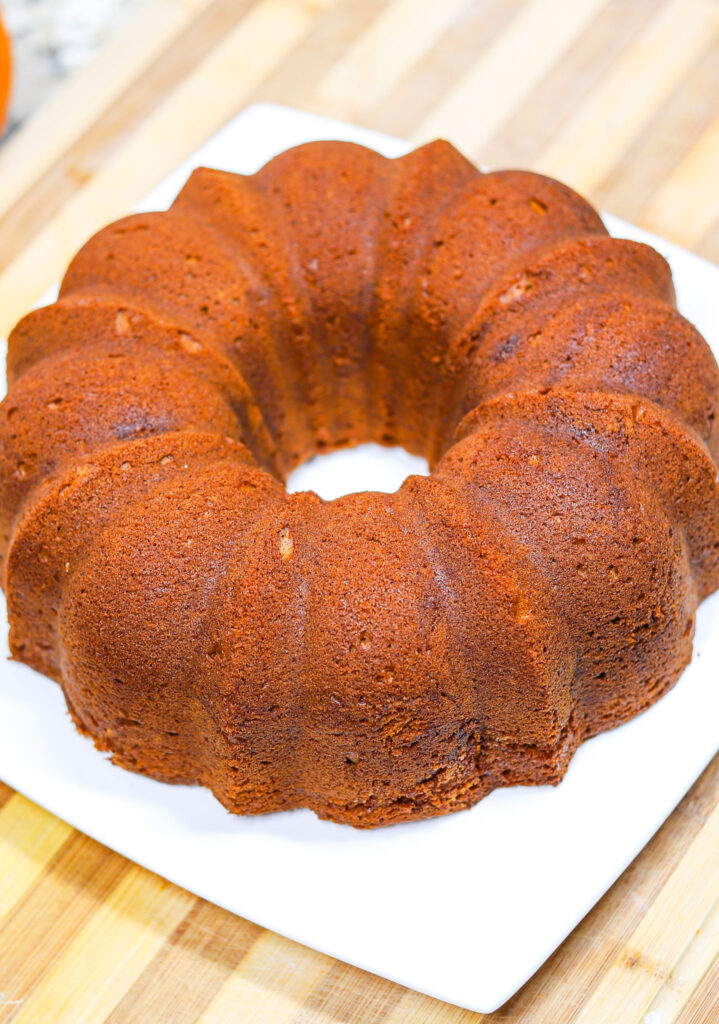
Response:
[[0, 9, 11, 133]]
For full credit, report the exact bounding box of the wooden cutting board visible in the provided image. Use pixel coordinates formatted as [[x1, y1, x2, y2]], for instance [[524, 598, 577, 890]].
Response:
[[0, 0, 718, 1021]]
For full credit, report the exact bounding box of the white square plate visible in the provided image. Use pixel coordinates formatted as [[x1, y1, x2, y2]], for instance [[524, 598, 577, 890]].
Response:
[[1, 104, 717, 1013]]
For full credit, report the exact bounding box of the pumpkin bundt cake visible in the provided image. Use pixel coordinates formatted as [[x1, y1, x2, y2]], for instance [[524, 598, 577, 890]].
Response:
[[2, 140, 718, 827]]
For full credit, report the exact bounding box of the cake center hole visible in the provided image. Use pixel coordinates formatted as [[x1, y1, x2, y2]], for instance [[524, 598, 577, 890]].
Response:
[[286, 443, 429, 500]]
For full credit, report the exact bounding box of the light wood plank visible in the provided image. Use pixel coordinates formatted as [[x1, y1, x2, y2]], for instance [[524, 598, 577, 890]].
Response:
[[103, 902, 261, 1024], [640, 110, 719, 248], [312, 0, 474, 119], [253, 0, 389, 113], [0, 795, 72, 923], [696, 216, 719, 265], [0, 0, 214, 226], [197, 931, 333, 1024], [642, 895, 719, 1024], [411, 0, 607, 156], [362, 0, 528, 140], [675, 954, 719, 1024], [383, 988, 478, 1023], [572, 801, 719, 1023], [467, 0, 657, 171], [0, 833, 128, 1016], [9, 866, 194, 1024], [533, 0, 719, 194], [593, 33, 719, 224]]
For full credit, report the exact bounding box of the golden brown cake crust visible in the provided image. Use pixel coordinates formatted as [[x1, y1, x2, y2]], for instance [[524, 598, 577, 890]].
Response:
[[1, 139, 718, 827]]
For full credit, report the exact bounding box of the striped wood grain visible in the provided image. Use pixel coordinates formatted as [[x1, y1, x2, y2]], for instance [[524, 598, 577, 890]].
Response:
[[0, 0, 718, 1021], [0, 0, 216, 226]]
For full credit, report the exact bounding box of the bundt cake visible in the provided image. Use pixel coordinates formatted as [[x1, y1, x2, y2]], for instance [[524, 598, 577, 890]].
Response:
[[2, 139, 718, 828]]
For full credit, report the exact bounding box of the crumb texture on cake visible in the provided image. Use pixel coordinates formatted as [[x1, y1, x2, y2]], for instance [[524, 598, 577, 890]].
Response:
[[1, 139, 718, 827]]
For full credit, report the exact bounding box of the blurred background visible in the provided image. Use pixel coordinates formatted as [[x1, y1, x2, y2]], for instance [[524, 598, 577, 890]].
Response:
[[1, 0, 717, 243], [1, 0, 144, 137], [1, 0, 718, 341]]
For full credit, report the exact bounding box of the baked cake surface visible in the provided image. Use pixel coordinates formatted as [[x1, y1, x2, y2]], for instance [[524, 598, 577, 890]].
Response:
[[1, 139, 718, 827]]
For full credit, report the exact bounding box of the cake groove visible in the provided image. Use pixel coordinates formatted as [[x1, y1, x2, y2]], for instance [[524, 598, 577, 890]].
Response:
[[7, 292, 282, 472], [171, 169, 321, 462]]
